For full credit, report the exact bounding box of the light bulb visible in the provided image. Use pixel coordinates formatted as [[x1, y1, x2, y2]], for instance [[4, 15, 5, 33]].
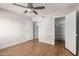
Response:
[[27, 9, 33, 13]]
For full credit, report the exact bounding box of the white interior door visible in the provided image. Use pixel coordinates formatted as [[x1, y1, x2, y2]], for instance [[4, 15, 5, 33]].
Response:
[[65, 11, 77, 55]]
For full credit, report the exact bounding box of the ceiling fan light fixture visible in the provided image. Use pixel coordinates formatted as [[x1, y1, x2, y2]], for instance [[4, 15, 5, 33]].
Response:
[[12, 3, 45, 15], [27, 9, 33, 13]]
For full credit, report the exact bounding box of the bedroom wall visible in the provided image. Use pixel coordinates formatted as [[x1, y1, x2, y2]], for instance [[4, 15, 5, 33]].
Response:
[[25, 18, 33, 41], [0, 9, 33, 49], [33, 16, 55, 45]]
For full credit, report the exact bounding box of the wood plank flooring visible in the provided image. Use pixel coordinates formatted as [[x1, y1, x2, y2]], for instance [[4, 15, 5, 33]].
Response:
[[0, 40, 73, 56]]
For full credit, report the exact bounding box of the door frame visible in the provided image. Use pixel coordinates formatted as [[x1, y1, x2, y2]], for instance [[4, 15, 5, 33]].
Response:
[[76, 12, 78, 56], [55, 17, 65, 44]]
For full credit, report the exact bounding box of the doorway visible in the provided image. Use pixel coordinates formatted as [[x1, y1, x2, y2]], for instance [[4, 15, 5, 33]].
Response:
[[55, 17, 65, 47], [33, 22, 38, 41]]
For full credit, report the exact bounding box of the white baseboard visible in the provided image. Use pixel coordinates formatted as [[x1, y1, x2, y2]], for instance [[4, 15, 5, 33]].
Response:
[[0, 39, 33, 49], [39, 39, 55, 45]]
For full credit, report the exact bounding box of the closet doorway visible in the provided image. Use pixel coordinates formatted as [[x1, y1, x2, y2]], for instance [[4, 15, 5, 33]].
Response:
[[55, 17, 65, 46], [33, 22, 38, 41], [54, 11, 77, 55]]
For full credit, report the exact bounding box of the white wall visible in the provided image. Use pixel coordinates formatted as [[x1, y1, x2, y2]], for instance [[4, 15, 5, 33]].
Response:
[[0, 9, 33, 49], [25, 19, 33, 41], [33, 16, 55, 45]]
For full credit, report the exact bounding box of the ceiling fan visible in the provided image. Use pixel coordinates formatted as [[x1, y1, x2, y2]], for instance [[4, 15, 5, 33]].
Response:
[[12, 3, 45, 15]]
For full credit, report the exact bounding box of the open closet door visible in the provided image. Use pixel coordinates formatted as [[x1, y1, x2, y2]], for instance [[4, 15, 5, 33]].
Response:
[[65, 11, 77, 55]]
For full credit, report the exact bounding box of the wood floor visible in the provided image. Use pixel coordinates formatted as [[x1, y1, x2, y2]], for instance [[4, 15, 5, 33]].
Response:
[[0, 40, 73, 56]]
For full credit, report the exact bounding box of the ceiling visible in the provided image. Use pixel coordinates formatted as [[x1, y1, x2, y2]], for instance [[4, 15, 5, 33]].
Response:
[[0, 3, 78, 18]]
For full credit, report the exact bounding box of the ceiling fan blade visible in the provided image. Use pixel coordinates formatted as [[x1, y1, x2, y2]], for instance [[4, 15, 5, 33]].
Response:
[[12, 3, 27, 8], [34, 6, 45, 9], [24, 10, 28, 13], [33, 10, 38, 15]]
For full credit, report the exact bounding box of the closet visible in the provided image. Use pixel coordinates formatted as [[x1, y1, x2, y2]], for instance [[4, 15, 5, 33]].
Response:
[[55, 17, 65, 42]]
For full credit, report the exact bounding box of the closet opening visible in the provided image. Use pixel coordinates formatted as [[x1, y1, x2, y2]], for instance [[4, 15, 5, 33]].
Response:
[[33, 22, 38, 41], [55, 17, 65, 46]]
